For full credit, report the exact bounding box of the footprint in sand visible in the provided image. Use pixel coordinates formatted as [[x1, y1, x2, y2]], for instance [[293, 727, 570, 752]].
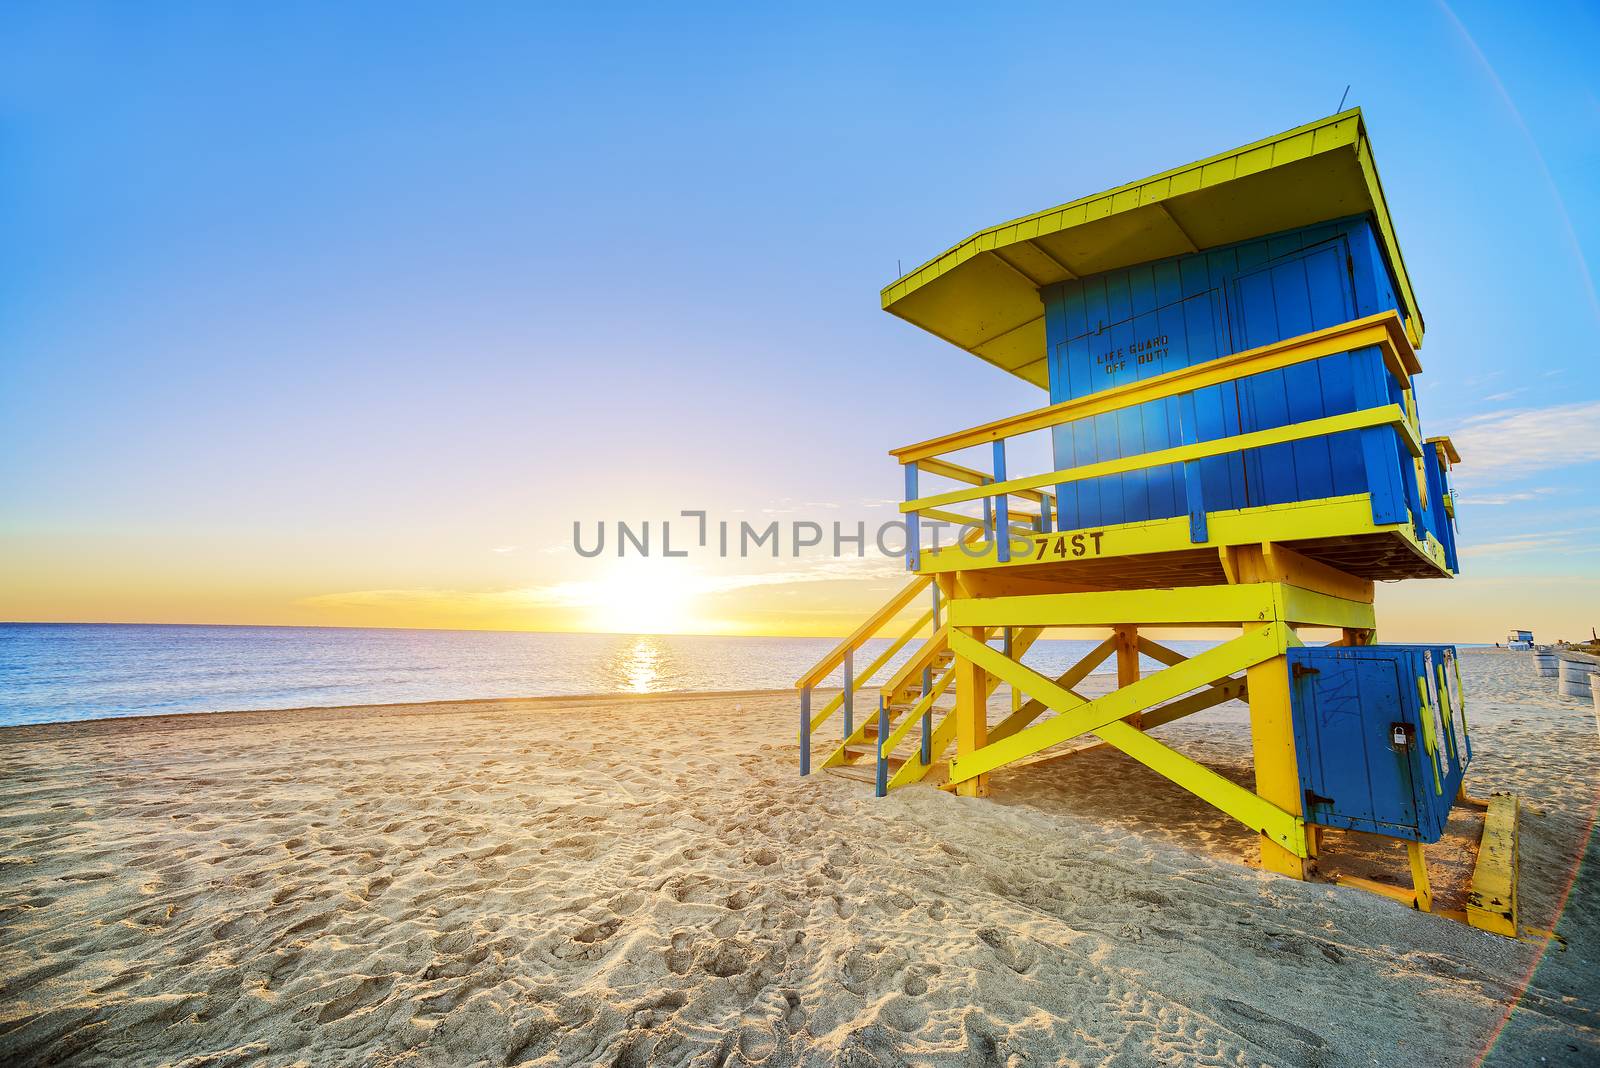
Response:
[[1213, 997, 1328, 1055], [976, 927, 1035, 974], [700, 938, 749, 978], [573, 917, 621, 944], [314, 975, 395, 1024], [665, 932, 693, 975]]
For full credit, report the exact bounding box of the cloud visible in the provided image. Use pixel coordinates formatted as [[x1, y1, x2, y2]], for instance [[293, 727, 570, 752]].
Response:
[[1455, 487, 1556, 506], [1448, 400, 1600, 480], [1461, 527, 1600, 559], [490, 545, 520, 554]]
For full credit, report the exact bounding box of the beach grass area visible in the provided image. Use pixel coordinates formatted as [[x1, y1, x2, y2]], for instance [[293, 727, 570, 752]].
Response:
[[1, 650, 1595, 1066]]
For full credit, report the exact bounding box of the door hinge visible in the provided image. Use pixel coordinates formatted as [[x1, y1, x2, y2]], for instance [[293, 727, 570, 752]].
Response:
[[1292, 664, 1321, 680], [1304, 789, 1335, 810]]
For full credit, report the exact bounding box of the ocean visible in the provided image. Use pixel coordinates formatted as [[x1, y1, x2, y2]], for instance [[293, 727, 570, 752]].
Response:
[[0, 623, 1223, 728]]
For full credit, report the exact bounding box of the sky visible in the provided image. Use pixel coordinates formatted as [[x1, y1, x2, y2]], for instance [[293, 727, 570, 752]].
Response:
[[2, 1, 1597, 641]]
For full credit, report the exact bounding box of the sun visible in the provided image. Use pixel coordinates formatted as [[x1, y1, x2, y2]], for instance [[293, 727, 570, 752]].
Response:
[[586, 560, 699, 635]]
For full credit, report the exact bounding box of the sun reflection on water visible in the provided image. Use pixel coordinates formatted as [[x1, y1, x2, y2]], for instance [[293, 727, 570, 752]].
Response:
[[618, 635, 664, 693]]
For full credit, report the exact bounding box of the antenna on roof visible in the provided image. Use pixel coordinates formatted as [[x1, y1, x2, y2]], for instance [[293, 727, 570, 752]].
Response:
[[897, 258, 902, 277], [1337, 84, 1351, 112]]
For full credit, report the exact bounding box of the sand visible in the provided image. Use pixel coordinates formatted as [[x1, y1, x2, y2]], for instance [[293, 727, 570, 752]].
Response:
[[1, 650, 1596, 1067]]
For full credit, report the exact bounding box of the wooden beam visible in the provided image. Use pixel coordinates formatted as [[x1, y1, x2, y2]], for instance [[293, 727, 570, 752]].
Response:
[[989, 635, 1116, 743], [1095, 719, 1307, 858], [946, 624, 1288, 783], [1467, 794, 1519, 937], [1115, 625, 1142, 728], [954, 627, 991, 797]]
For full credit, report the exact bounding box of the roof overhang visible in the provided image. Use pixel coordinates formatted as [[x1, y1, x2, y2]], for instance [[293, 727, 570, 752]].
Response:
[[880, 109, 1424, 388]]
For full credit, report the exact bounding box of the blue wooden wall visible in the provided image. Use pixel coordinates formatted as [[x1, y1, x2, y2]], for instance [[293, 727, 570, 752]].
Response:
[[1043, 216, 1412, 531]]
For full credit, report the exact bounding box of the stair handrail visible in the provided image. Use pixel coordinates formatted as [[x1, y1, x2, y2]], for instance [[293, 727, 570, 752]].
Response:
[[794, 573, 933, 691], [876, 623, 951, 702], [808, 608, 933, 733]]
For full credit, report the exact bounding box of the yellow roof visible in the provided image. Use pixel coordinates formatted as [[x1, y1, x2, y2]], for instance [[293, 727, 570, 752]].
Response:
[[880, 109, 1422, 388]]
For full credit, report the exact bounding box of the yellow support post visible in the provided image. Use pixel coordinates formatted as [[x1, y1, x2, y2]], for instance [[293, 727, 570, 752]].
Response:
[[1245, 640, 1311, 877], [1224, 545, 1314, 878], [1408, 841, 1433, 913], [954, 627, 990, 797], [1114, 625, 1141, 728]]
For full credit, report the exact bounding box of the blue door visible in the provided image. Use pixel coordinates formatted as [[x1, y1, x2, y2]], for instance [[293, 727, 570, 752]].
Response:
[[1289, 648, 1423, 839]]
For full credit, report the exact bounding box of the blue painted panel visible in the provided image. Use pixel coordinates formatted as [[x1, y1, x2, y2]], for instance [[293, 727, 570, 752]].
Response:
[[1422, 449, 1460, 573], [1044, 216, 1419, 529], [1288, 645, 1469, 844]]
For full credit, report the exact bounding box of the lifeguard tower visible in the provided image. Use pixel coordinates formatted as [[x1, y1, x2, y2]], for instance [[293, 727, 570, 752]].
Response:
[[796, 111, 1518, 935]]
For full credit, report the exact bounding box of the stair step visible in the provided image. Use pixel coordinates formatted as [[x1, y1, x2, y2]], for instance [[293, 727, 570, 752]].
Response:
[[841, 744, 910, 768]]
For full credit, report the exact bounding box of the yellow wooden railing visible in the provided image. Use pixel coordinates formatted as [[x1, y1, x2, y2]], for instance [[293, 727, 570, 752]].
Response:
[[794, 572, 942, 776], [890, 311, 1417, 464], [891, 310, 1427, 568]]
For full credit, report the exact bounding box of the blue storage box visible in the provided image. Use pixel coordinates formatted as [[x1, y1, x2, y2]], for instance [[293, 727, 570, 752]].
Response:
[[1287, 644, 1469, 843]]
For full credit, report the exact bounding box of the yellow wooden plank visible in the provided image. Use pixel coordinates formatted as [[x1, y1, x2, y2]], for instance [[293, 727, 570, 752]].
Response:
[[989, 635, 1115, 742], [1260, 543, 1376, 603], [917, 494, 1407, 576], [889, 707, 958, 789], [1467, 794, 1519, 937], [890, 311, 1413, 464], [887, 629, 1040, 790], [954, 628, 990, 796], [879, 626, 1041, 759], [1245, 654, 1308, 873], [904, 405, 1411, 513], [1140, 675, 1248, 729], [1453, 654, 1470, 740], [1277, 585, 1378, 630], [947, 624, 1286, 783], [1408, 841, 1433, 913], [916, 456, 1052, 506], [877, 668, 955, 758], [881, 111, 1365, 306], [1427, 434, 1461, 465], [1340, 874, 1420, 908], [950, 583, 1279, 629], [877, 624, 953, 703]]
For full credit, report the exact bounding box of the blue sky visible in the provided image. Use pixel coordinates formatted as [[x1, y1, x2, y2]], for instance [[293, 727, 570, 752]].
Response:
[[2, 2, 1597, 639]]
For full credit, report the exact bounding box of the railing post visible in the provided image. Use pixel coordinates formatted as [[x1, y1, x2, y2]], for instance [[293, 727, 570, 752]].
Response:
[[842, 651, 854, 739], [992, 440, 1010, 562], [1352, 346, 1408, 525], [1039, 493, 1053, 533], [875, 696, 889, 797], [904, 462, 920, 572], [1004, 626, 1019, 711], [799, 686, 811, 776], [1398, 435, 1427, 542], [931, 582, 941, 629], [1177, 392, 1208, 543], [920, 665, 933, 764]]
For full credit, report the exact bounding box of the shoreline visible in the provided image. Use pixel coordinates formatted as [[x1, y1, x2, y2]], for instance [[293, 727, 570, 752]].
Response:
[[2, 646, 1523, 737], [0, 687, 800, 741]]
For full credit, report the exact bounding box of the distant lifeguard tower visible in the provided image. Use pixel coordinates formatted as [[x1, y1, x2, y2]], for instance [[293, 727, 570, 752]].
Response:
[[797, 111, 1518, 935]]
